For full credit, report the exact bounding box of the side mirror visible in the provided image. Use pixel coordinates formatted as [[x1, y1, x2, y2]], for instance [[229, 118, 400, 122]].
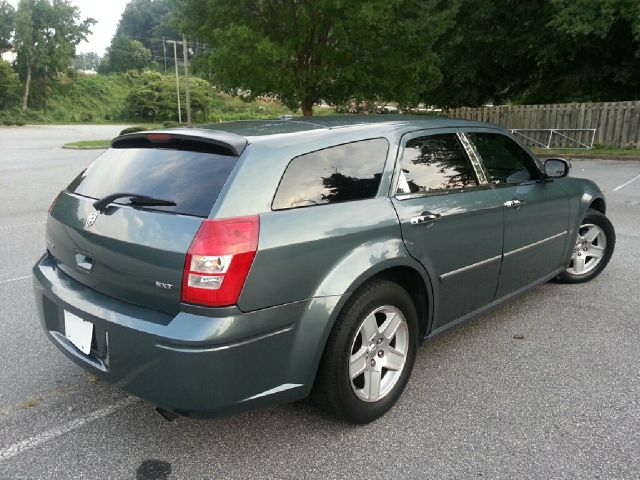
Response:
[[544, 158, 571, 178]]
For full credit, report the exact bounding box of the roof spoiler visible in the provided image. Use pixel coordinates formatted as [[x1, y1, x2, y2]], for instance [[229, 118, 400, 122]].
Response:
[[111, 128, 248, 156]]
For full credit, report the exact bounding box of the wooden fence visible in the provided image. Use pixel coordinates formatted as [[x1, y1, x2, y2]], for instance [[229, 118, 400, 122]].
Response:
[[446, 101, 640, 148]]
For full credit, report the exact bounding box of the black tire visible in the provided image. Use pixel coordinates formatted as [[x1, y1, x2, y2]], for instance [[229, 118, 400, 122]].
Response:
[[312, 279, 418, 424], [556, 208, 615, 284]]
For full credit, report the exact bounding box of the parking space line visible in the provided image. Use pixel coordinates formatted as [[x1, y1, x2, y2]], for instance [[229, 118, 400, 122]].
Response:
[[0, 396, 139, 463], [0, 275, 31, 284], [0, 221, 45, 230], [613, 173, 640, 192]]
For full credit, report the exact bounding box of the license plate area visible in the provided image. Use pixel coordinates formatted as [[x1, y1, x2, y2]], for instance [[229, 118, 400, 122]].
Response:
[[64, 310, 94, 355]]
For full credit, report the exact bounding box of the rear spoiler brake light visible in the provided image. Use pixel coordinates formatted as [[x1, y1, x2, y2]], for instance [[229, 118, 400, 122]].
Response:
[[111, 128, 248, 156]]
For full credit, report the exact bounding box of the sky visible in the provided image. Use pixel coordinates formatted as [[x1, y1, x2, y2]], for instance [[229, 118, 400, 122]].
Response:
[[8, 0, 130, 55]]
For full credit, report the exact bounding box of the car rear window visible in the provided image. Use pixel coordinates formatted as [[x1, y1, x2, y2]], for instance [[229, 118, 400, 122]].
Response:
[[272, 138, 389, 210], [67, 148, 238, 217]]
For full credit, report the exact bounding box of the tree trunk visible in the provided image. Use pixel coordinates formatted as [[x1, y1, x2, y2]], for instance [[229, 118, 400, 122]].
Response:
[[301, 97, 314, 116], [21, 62, 32, 111]]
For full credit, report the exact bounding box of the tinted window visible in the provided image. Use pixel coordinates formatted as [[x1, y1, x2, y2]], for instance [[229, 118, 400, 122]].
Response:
[[67, 148, 238, 217], [396, 134, 477, 195], [272, 138, 389, 210], [468, 133, 540, 184]]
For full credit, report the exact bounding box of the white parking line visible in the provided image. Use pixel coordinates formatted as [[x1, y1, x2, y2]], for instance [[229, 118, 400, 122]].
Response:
[[613, 173, 640, 192], [0, 275, 31, 284], [0, 396, 139, 462], [0, 221, 45, 230]]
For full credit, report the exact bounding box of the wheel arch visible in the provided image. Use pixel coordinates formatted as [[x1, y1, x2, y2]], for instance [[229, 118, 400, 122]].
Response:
[[589, 197, 606, 214], [330, 259, 435, 346], [309, 244, 437, 390]]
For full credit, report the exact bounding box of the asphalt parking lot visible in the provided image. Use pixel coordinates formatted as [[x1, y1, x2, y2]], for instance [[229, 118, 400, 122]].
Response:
[[1, 125, 639, 479]]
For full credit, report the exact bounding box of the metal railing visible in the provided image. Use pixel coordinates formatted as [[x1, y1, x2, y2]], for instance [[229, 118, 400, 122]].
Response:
[[509, 128, 596, 149]]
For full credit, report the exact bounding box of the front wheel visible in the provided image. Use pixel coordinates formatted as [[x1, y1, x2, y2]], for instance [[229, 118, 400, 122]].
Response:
[[312, 280, 418, 424], [556, 209, 615, 283]]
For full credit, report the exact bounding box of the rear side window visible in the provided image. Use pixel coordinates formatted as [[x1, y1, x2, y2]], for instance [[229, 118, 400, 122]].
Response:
[[396, 134, 478, 195], [67, 148, 238, 217], [468, 133, 540, 184], [272, 138, 389, 210]]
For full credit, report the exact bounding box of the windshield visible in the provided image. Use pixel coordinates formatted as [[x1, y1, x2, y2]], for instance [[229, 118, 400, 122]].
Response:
[[67, 148, 238, 217]]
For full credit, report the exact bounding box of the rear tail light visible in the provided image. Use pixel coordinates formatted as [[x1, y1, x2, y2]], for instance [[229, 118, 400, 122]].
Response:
[[181, 215, 259, 307]]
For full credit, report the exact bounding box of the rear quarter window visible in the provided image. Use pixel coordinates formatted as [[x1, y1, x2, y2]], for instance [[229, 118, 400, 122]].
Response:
[[67, 148, 238, 217], [272, 138, 389, 210]]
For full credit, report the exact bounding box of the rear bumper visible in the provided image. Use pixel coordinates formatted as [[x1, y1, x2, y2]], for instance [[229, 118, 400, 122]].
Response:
[[33, 254, 341, 417]]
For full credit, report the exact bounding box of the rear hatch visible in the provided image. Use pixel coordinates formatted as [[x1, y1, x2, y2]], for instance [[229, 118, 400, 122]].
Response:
[[46, 131, 243, 314]]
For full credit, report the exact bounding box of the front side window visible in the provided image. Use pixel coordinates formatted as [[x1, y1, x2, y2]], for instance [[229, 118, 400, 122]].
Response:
[[396, 134, 478, 195], [272, 138, 389, 210], [468, 132, 540, 184]]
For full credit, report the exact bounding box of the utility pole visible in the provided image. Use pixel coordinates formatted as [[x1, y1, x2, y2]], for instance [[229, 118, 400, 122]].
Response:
[[167, 40, 182, 123], [182, 35, 192, 125], [162, 36, 167, 73]]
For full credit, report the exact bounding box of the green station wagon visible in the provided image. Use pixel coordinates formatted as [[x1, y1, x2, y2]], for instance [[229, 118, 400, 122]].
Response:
[[33, 116, 615, 423]]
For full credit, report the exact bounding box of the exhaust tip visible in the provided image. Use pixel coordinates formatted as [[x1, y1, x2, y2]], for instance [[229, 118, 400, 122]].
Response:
[[155, 407, 179, 422]]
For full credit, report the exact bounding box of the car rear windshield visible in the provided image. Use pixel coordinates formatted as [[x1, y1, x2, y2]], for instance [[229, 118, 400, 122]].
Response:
[[67, 148, 238, 217]]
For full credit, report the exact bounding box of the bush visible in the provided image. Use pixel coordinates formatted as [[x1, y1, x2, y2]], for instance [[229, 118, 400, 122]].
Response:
[[0, 61, 20, 110], [124, 71, 214, 122], [119, 126, 148, 135], [162, 120, 181, 127], [15, 120, 25, 126], [3, 120, 15, 126]]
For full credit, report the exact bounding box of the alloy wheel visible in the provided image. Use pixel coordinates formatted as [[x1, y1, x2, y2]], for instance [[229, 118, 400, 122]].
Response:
[[348, 306, 409, 403], [567, 223, 607, 275]]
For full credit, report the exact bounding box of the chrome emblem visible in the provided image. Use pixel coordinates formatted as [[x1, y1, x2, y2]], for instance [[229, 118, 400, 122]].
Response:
[[85, 212, 99, 227], [155, 281, 173, 290]]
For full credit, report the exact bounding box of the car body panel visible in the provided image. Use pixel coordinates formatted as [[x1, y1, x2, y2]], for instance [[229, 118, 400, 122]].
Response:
[[32, 115, 610, 418], [238, 198, 404, 311], [491, 181, 571, 297], [47, 192, 202, 315], [33, 254, 342, 415]]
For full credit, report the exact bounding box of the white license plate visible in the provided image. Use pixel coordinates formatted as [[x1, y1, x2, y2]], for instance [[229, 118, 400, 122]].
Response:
[[64, 311, 93, 355]]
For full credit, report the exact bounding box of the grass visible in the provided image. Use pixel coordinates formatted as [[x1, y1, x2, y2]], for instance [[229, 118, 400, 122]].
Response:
[[533, 145, 640, 157], [63, 139, 112, 149], [0, 71, 300, 125]]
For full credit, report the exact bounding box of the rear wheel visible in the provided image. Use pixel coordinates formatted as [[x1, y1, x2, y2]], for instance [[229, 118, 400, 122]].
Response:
[[312, 280, 418, 423], [556, 209, 615, 283]]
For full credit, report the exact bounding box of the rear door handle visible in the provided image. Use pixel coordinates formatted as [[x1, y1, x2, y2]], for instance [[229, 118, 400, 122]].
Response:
[[504, 199, 526, 209], [410, 212, 441, 225]]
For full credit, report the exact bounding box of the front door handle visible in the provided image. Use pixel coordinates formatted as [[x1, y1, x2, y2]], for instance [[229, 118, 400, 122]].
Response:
[[410, 212, 441, 225], [504, 199, 526, 209]]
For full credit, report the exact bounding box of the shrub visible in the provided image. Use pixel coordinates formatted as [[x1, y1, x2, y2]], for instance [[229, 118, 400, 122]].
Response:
[[119, 126, 148, 135], [3, 120, 15, 125], [124, 71, 214, 122], [15, 120, 25, 126]]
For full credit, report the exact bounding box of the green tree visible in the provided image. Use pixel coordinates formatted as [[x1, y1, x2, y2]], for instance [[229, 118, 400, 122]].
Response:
[[110, 0, 180, 70], [524, 0, 640, 102], [14, 0, 94, 110], [0, 60, 20, 108], [427, 0, 548, 107], [429, 0, 640, 106], [176, 0, 453, 116], [0, 0, 14, 52], [99, 37, 153, 73], [72, 52, 101, 71]]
